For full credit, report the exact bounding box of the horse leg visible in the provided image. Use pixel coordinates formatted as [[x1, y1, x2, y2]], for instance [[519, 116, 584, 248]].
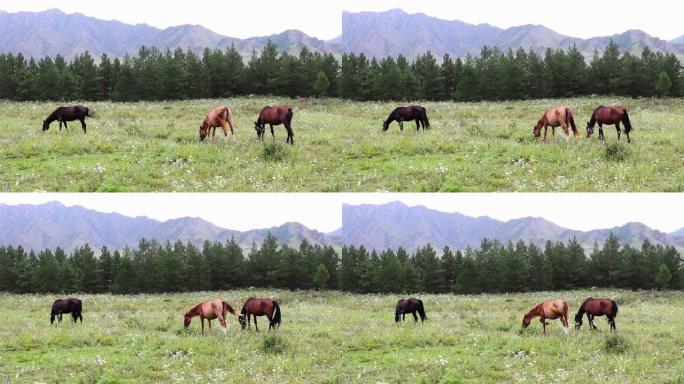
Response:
[[58, 313, 63, 323], [270, 124, 275, 139], [399, 120, 404, 131], [254, 316, 259, 332], [412, 311, 418, 322], [598, 123, 604, 141], [543, 126, 548, 142], [80, 118, 86, 133], [541, 318, 546, 335], [286, 124, 294, 145], [415, 119, 420, 132], [64, 121, 68, 131], [267, 314, 274, 331], [615, 122, 621, 141]]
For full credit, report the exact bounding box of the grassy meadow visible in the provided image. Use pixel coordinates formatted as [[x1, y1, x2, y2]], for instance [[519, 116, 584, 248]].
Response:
[[0, 97, 683, 192], [1, 290, 684, 383]]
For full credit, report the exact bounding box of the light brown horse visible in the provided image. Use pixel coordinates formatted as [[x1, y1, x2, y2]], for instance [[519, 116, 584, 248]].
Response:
[[522, 299, 569, 335], [533, 107, 578, 142], [237, 297, 281, 331], [199, 107, 236, 142], [575, 298, 618, 332], [586, 106, 632, 143], [183, 299, 239, 334], [254, 106, 294, 144]]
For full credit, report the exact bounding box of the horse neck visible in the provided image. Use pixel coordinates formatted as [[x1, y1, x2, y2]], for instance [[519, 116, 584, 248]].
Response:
[[526, 303, 544, 319], [45, 109, 61, 123]]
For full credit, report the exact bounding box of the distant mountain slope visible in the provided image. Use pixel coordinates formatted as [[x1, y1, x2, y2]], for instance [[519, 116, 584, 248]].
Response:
[[1, 9, 682, 60], [0, 202, 337, 252], [0, 201, 681, 255], [341, 9, 684, 59], [341, 202, 684, 252], [0, 9, 341, 58]]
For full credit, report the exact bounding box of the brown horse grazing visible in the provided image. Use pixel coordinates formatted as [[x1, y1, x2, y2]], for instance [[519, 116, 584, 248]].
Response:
[[586, 106, 632, 143], [43, 106, 93, 133], [395, 298, 427, 323], [522, 299, 569, 335], [533, 106, 578, 141], [50, 298, 82, 324], [254, 106, 294, 144], [183, 299, 239, 335], [237, 297, 282, 331], [383, 106, 430, 132], [200, 107, 236, 142], [575, 298, 618, 332]]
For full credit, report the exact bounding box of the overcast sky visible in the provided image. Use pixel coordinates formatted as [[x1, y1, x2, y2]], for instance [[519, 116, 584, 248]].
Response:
[[1, 193, 682, 233], [2, 0, 682, 40]]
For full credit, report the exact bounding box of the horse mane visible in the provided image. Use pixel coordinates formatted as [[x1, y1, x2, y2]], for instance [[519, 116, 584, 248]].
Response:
[[45, 107, 63, 123], [525, 302, 544, 318]]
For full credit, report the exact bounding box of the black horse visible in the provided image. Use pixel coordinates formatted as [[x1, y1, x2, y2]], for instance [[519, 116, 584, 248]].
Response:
[[383, 106, 430, 132], [50, 298, 83, 324], [42, 105, 93, 133], [395, 298, 427, 323]]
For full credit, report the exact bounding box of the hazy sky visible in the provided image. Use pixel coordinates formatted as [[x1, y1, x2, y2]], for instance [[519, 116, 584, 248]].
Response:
[[2, 0, 682, 40], [1, 193, 682, 233]]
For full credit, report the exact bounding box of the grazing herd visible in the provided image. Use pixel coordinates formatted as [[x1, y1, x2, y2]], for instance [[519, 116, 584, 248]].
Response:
[[50, 295, 618, 337], [40, 103, 634, 144]]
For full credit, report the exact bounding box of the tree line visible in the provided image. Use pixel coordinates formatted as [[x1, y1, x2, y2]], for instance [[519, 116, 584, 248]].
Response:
[[0, 41, 681, 102], [0, 233, 680, 294]]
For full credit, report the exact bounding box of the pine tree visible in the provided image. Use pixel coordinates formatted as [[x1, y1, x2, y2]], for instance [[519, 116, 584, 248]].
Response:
[[313, 70, 330, 96], [655, 71, 672, 96], [313, 263, 330, 289], [655, 264, 672, 289]]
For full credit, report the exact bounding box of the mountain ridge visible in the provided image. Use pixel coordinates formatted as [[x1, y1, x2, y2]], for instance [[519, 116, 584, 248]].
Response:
[[1, 8, 682, 59], [0, 201, 682, 255]]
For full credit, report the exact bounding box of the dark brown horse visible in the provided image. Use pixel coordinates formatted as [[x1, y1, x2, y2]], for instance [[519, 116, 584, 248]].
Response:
[[575, 298, 618, 332], [586, 106, 632, 143], [254, 106, 294, 144], [50, 298, 82, 324], [43, 106, 93, 133], [395, 298, 427, 323], [183, 299, 239, 335], [522, 299, 569, 335], [237, 297, 282, 331], [383, 106, 430, 132]]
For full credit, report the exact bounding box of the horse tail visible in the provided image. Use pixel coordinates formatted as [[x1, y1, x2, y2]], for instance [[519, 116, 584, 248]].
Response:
[[223, 301, 239, 317], [422, 108, 430, 129], [610, 300, 618, 319], [75, 300, 83, 322], [622, 109, 632, 134], [285, 108, 293, 125], [86, 107, 94, 118], [225, 107, 235, 131], [271, 301, 281, 328], [565, 107, 577, 136], [417, 299, 427, 321]]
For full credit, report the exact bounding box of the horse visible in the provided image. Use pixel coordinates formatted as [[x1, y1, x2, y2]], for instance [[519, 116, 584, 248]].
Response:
[[522, 299, 569, 335], [533, 106, 578, 141], [200, 106, 236, 142], [238, 297, 282, 331], [42, 106, 93, 133], [586, 106, 632, 143], [383, 106, 430, 132], [575, 298, 618, 332], [254, 106, 294, 144], [183, 299, 239, 335], [50, 298, 82, 324], [395, 298, 427, 323]]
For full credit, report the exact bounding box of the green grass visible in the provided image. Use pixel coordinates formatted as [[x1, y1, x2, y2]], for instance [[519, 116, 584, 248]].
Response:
[[0, 97, 683, 191], [2, 290, 684, 383]]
